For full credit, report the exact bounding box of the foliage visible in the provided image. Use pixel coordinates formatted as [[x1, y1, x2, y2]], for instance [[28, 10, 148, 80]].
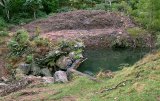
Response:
[[127, 27, 146, 38], [7, 29, 84, 73], [57, 6, 75, 13], [118, 0, 160, 31], [24, 0, 43, 19], [0, 0, 11, 21], [111, 35, 129, 48], [41, 0, 59, 14], [0, 17, 7, 30], [0, 30, 8, 36], [26, 54, 33, 63], [8, 29, 29, 57]]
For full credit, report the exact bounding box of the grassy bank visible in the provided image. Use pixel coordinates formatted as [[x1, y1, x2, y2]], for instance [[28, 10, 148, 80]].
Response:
[[46, 50, 160, 101], [1, 49, 160, 101]]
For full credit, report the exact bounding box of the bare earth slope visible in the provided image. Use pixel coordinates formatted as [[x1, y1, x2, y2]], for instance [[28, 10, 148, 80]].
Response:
[[12, 10, 135, 47]]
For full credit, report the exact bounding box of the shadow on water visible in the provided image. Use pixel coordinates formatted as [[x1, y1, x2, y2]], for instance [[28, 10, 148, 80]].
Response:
[[78, 48, 151, 74]]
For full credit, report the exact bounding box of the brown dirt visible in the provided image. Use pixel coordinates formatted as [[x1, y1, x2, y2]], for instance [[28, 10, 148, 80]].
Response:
[[0, 58, 10, 79], [2, 85, 60, 101], [11, 10, 135, 48]]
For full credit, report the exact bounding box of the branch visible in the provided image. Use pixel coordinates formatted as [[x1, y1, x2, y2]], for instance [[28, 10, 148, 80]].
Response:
[[100, 79, 131, 93]]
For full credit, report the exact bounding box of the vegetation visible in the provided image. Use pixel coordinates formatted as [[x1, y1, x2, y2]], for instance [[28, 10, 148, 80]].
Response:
[[0, 0, 160, 32], [6, 29, 84, 77], [0, 0, 160, 101]]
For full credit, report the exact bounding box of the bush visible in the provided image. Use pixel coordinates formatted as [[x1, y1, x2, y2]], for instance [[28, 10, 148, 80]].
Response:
[[8, 29, 29, 56], [57, 6, 75, 13], [94, 3, 109, 10], [26, 54, 33, 63], [0, 31, 9, 37], [0, 17, 7, 30], [127, 27, 146, 38], [42, 0, 59, 14]]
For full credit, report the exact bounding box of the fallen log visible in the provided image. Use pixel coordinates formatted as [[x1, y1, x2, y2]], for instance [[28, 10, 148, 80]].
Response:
[[99, 79, 132, 93], [67, 58, 99, 82]]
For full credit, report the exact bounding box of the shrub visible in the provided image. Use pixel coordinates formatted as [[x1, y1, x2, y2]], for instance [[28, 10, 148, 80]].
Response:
[[0, 17, 7, 30], [94, 3, 109, 10], [127, 27, 146, 38], [26, 54, 33, 63], [42, 0, 59, 14], [0, 31, 9, 37], [14, 29, 29, 44], [57, 6, 75, 13], [8, 29, 29, 56]]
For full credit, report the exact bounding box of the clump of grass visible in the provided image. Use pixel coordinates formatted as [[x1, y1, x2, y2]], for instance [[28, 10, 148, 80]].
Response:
[[127, 27, 146, 38]]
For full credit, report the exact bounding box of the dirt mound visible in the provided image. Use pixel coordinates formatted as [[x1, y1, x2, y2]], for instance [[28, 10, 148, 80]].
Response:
[[12, 10, 137, 48], [12, 10, 134, 33]]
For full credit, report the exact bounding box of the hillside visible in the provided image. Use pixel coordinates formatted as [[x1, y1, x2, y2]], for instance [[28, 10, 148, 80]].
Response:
[[1, 50, 160, 101]]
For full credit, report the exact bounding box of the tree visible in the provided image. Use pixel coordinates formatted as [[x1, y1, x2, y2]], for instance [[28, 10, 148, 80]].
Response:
[[148, 0, 160, 31], [42, 0, 59, 14], [24, 0, 43, 19], [0, 0, 10, 21]]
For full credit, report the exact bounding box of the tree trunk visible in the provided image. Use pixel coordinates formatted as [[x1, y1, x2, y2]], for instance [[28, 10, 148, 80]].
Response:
[[33, 11, 36, 19]]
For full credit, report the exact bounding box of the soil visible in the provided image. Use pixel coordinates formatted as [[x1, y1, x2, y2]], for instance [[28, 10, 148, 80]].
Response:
[[11, 10, 135, 48], [2, 85, 60, 101]]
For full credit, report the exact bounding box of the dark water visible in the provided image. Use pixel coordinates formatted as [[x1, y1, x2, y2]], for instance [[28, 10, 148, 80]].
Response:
[[78, 48, 150, 74]]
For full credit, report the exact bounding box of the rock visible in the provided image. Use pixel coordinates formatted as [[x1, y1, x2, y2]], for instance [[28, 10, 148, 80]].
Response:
[[18, 63, 31, 75], [1, 77, 9, 82], [31, 62, 41, 76], [54, 71, 68, 83], [56, 56, 72, 69], [42, 77, 54, 83], [40, 68, 52, 77], [68, 52, 75, 59]]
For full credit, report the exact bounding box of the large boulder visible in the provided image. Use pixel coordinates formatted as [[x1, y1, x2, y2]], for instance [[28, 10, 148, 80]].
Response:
[[56, 56, 72, 69], [40, 68, 52, 77], [31, 62, 41, 76], [54, 71, 68, 83], [15, 63, 30, 79]]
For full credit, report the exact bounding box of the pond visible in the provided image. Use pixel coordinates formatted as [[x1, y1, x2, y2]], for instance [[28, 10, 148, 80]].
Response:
[[78, 48, 151, 74]]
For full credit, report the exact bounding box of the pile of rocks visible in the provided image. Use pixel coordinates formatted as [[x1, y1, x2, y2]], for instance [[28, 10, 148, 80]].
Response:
[[15, 41, 85, 84]]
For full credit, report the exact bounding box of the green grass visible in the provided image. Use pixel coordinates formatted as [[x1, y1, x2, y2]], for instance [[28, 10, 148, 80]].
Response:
[[39, 51, 160, 101]]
